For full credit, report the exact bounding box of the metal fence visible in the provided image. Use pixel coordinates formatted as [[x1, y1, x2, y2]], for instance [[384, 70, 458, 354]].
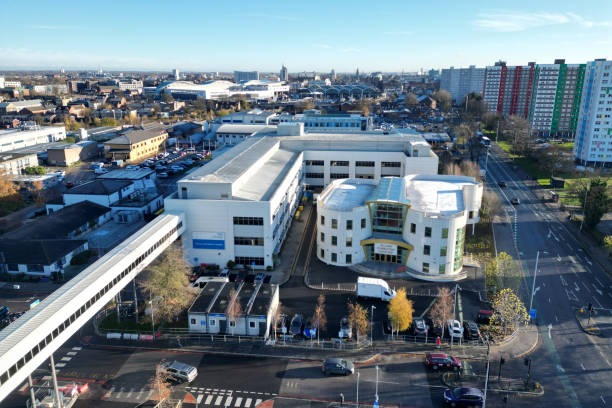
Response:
[[385, 333, 484, 347]]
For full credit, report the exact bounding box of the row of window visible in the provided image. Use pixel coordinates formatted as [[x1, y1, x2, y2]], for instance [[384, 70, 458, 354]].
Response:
[[234, 237, 264, 246], [423, 244, 447, 257], [321, 216, 365, 229], [234, 256, 264, 266], [423, 262, 447, 274], [330, 173, 349, 179], [410, 224, 449, 239], [304, 160, 401, 168], [233, 217, 264, 226], [320, 249, 351, 264], [305, 160, 324, 166], [0, 221, 183, 387], [320, 233, 352, 247]]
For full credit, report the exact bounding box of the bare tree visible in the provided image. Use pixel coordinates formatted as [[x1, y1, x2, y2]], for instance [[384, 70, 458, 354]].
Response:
[[226, 289, 242, 336], [149, 363, 172, 407], [312, 294, 327, 343], [271, 302, 284, 341], [481, 191, 502, 222], [429, 287, 454, 339]]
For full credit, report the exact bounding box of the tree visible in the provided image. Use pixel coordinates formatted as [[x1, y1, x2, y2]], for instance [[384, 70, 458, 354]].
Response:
[[358, 99, 371, 116], [405, 93, 419, 106], [23, 166, 46, 175], [490, 288, 529, 335], [604, 235, 612, 255], [480, 191, 502, 223], [459, 160, 481, 179], [347, 302, 369, 343], [312, 294, 327, 343], [482, 112, 500, 132], [504, 115, 531, 156], [429, 287, 454, 339], [271, 302, 283, 341], [486, 252, 521, 297], [100, 117, 118, 127], [432, 90, 451, 112], [579, 177, 609, 230], [28, 181, 46, 208], [226, 289, 242, 336], [295, 100, 315, 113], [453, 124, 473, 146], [540, 145, 571, 178], [140, 245, 196, 324], [149, 363, 172, 406], [464, 92, 486, 117], [161, 93, 174, 103], [387, 288, 414, 337]]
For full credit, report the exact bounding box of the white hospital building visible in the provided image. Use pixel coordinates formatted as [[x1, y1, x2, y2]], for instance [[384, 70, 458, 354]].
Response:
[[165, 123, 482, 280]]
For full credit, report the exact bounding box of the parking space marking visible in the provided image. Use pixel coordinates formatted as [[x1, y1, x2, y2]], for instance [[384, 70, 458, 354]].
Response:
[[66, 351, 77, 356], [60, 357, 72, 362], [71, 346, 82, 351], [54, 363, 66, 368]]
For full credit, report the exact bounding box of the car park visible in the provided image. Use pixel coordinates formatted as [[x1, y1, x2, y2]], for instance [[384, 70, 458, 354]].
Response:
[[160, 360, 198, 383], [446, 319, 463, 339], [463, 320, 480, 340], [321, 358, 354, 376], [443, 387, 483, 407], [412, 318, 429, 337], [290, 314, 303, 336], [425, 353, 462, 371]]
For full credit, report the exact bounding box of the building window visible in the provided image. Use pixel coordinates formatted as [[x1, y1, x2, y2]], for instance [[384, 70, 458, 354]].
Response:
[[356, 161, 375, 167], [320, 248, 325, 258], [440, 247, 447, 257], [320, 215, 325, 225], [381, 161, 401, 168], [330, 160, 349, 166], [331, 253, 337, 262], [410, 223, 416, 234], [233, 217, 264, 225], [469, 211, 474, 219], [361, 218, 366, 228], [424, 245, 430, 256], [346, 254, 352, 264], [305, 160, 324, 166], [190, 318, 196, 324], [441, 228, 448, 239], [332, 219, 338, 229], [346, 237, 352, 247], [234, 237, 264, 246], [320, 232, 325, 242], [330, 173, 349, 179], [332, 236, 337, 246], [210, 320, 216, 326], [424, 227, 432, 237], [439, 264, 446, 274], [249, 321, 256, 328], [305, 172, 324, 178], [422, 262, 430, 273], [346, 220, 353, 230], [234, 256, 264, 266]]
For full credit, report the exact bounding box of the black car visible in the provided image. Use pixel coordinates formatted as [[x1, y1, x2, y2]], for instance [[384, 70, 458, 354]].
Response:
[[443, 387, 483, 407], [426, 318, 444, 338], [321, 358, 354, 376], [463, 320, 480, 340], [290, 314, 303, 336], [498, 180, 507, 188]]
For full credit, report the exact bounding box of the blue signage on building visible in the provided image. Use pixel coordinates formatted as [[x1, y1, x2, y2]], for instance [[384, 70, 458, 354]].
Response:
[[193, 232, 225, 250]]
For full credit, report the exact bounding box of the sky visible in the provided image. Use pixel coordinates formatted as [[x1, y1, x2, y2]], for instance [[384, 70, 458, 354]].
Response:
[[1, 0, 611, 72]]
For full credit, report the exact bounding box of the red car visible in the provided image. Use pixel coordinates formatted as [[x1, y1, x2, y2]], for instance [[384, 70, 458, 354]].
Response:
[[425, 353, 462, 371]]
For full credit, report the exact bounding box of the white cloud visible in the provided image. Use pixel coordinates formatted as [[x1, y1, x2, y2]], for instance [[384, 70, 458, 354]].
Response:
[[228, 13, 299, 21], [383, 30, 412, 36], [26, 25, 80, 30], [313, 43, 332, 49], [342, 47, 360, 53], [473, 11, 611, 32]]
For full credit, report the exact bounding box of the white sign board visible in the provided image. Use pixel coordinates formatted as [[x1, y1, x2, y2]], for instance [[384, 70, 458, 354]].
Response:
[[374, 243, 397, 256]]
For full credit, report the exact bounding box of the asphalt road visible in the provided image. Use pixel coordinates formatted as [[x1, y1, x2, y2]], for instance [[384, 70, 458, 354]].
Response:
[[483, 148, 612, 408]]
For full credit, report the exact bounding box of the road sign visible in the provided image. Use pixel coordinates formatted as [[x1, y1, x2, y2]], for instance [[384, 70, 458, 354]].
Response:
[[529, 309, 536, 319], [373, 401, 380, 407]]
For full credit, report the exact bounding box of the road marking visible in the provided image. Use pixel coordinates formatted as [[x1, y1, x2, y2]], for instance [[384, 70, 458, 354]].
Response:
[[548, 297, 551, 303], [225, 396, 233, 406], [595, 277, 604, 287], [582, 281, 591, 293], [574, 282, 580, 292], [60, 357, 71, 362], [245, 398, 252, 407], [548, 323, 552, 339], [19, 383, 27, 392], [560, 275, 567, 286], [234, 397, 242, 407], [55, 363, 66, 368], [593, 297, 603, 308], [205, 395, 213, 405], [137, 389, 144, 400], [602, 395, 606, 404], [555, 315, 558, 322], [71, 346, 82, 351], [66, 351, 77, 356], [580, 363, 586, 371], [196, 394, 204, 404], [593, 285, 603, 296], [255, 399, 262, 406], [126, 388, 134, 398], [215, 395, 223, 405], [586, 258, 592, 266], [557, 255, 562, 262], [556, 364, 565, 373]]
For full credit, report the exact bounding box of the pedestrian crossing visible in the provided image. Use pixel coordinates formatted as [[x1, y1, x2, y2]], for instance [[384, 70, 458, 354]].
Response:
[[184, 387, 273, 407]]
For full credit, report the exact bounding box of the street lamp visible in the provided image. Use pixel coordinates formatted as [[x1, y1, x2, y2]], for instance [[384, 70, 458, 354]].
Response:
[[149, 293, 155, 339], [370, 305, 376, 344], [375, 365, 379, 402], [356, 371, 359, 406], [529, 250, 540, 316]]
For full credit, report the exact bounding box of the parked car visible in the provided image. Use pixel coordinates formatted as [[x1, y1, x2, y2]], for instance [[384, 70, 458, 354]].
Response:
[[321, 358, 354, 376], [412, 318, 429, 337], [290, 314, 303, 336], [158, 172, 169, 178], [426, 318, 443, 338], [443, 387, 483, 407], [218, 269, 230, 279], [159, 360, 198, 383], [463, 320, 480, 340], [425, 353, 462, 371], [254, 272, 267, 284], [303, 319, 317, 339], [446, 319, 464, 339], [338, 317, 352, 339], [476, 310, 493, 325], [65, 182, 74, 188], [511, 197, 520, 205], [498, 180, 506, 188]]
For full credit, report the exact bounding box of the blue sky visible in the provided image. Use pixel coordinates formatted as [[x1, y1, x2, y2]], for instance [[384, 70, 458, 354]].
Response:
[[1, 0, 610, 72]]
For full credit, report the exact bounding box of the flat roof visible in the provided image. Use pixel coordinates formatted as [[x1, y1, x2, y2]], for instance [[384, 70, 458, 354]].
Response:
[[319, 180, 376, 211], [98, 168, 155, 180], [4, 141, 67, 155], [236, 283, 257, 312], [188, 281, 226, 314], [209, 282, 242, 314], [403, 175, 479, 215], [234, 149, 298, 201], [216, 124, 276, 134]]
